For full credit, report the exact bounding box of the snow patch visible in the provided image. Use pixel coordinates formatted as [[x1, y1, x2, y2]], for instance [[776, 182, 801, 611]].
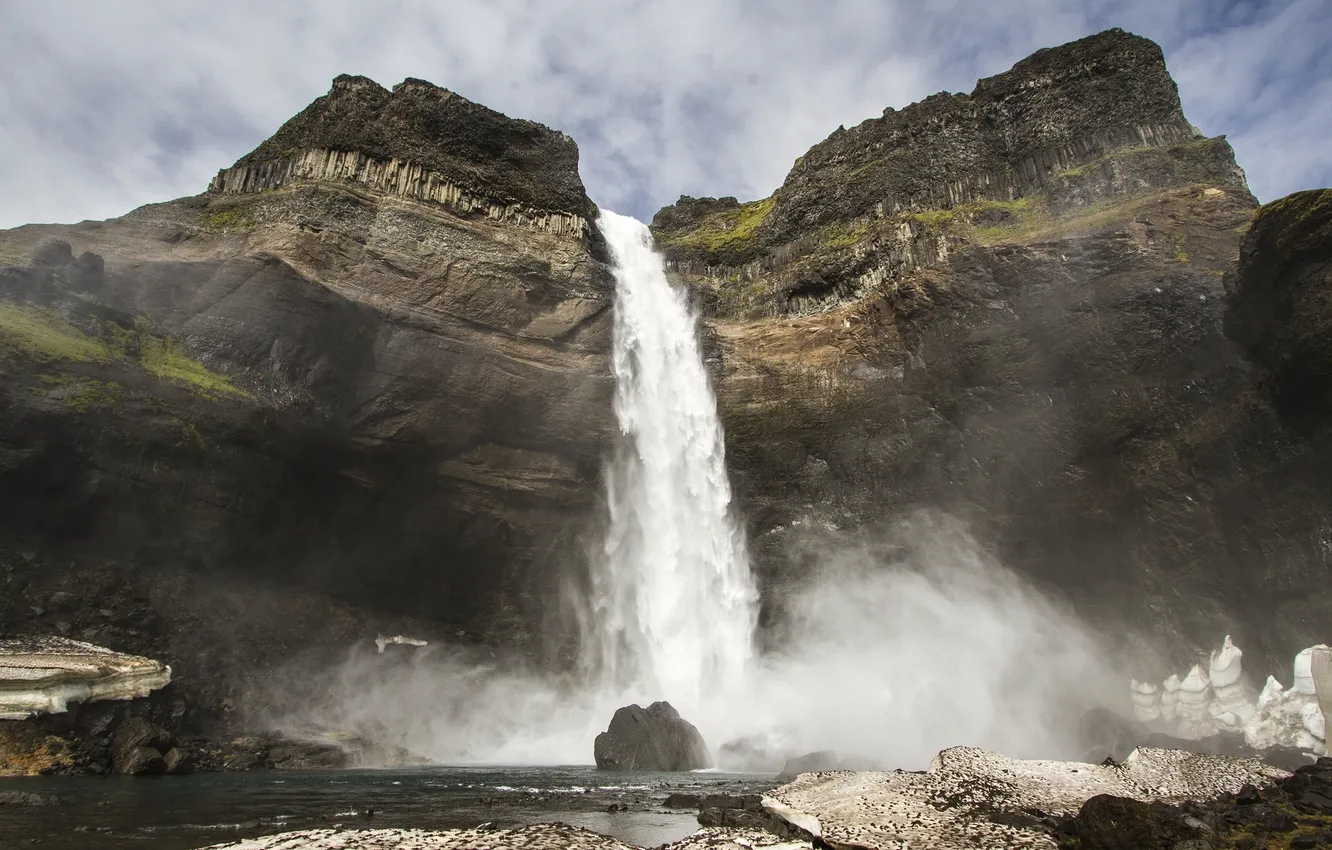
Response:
[[0, 636, 170, 719]]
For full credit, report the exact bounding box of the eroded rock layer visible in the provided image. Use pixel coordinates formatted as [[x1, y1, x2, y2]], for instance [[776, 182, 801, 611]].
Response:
[[648, 31, 1332, 675], [0, 74, 613, 745]]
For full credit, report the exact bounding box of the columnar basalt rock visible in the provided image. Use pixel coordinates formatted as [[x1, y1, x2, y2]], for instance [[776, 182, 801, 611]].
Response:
[[209, 148, 590, 238]]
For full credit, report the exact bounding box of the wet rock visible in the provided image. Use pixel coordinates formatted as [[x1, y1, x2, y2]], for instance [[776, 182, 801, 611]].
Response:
[[700, 793, 762, 811], [163, 746, 193, 775], [697, 807, 771, 829], [1061, 795, 1201, 849], [593, 701, 710, 771], [116, 746, 166, 775], [267, 740, 350, 769], [111, 717, 171, 775], [0, 791, 63, 805], [662, 793, 702, 809]]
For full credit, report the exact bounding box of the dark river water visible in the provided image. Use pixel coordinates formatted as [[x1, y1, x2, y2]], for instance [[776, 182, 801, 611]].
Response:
[[1, 766, 775, 849]]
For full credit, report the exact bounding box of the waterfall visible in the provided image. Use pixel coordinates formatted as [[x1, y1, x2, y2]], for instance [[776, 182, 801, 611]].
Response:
[[587, 211, 758, 710]]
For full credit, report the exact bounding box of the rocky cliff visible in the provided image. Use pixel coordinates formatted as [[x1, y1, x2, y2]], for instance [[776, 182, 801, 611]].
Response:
[[650, 30, 1330, 678], [0, 75, 614, 748], [1, 28, 1329, 764]]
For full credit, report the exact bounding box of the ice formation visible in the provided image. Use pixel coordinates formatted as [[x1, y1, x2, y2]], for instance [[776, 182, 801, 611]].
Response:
[[1131, 637, 1330, 755], [374, 635, 428, 653], [0, 636, 171, 719]]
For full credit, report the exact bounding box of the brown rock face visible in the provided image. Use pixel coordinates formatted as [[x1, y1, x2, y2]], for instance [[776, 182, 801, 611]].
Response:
[[652, 31, 1330, 677], [0, 74, 614, 743], [1, 27, 1329, 761]]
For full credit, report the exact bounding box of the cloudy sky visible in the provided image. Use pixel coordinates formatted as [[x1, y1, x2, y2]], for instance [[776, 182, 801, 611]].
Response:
[[1, 0, 1328, 228]]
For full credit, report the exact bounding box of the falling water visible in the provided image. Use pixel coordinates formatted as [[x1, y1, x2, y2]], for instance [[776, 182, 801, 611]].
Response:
[[587, 211, 759, 710]]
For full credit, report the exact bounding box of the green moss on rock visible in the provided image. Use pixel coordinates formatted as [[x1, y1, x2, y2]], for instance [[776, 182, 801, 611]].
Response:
[[202, 205, 257, 231], [655, 196, 776, 263], [1, 303, 250, 401], [0, 304, 112, 363], [36, 374, 124, 413]]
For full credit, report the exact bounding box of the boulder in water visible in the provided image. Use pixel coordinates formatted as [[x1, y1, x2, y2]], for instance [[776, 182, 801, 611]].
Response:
[[111, 716, 172, 775], [593, 701, 710, 771]]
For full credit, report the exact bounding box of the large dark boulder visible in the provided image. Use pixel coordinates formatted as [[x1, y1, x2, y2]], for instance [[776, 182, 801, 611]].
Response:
[[1056, 795, 1201, 850], [111, 717, 172, 776], [593, 701, 710, 771]]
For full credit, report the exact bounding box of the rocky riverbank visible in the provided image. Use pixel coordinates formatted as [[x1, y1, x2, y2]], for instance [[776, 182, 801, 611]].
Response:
[[180, 744, 1324, 850]]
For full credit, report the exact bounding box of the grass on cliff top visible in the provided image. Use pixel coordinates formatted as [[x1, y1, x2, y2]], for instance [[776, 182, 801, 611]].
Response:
[[655, 196, 776, 256], [1250, 188, 1332, 262], [0, 303, 251, 400]]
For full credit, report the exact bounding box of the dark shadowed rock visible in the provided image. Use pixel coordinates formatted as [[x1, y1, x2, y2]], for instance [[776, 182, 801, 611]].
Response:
[[163, 747, 193, 775], [0, 791, 63, 806], [662, 793, 702, 809], [111, 717, 172, 775], [1057, 794, 1199, 850], [593, 701, 710, 771], [29, 240, 73, 268], [221, 74, 594, 219], [116, 746, 166, 776]]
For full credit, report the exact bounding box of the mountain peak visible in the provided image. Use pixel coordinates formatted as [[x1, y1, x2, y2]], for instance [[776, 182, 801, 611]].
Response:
[[221, 74, 594, 218]]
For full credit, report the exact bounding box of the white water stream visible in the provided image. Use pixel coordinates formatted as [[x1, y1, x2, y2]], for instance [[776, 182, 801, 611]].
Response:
[[584, 210, 758, 710], [298, 211, 1107, 770]]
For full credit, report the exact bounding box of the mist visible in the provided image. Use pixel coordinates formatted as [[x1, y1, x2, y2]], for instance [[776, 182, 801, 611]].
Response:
[[264, 511, 1115, 770]]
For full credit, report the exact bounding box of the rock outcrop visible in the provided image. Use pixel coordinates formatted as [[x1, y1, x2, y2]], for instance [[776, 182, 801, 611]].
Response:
[[593, 701, 711, 771], [647, 29, 1331, 678], [1, 25, 1331, 765], [0, 73, 613, 757], [1055, 758, 1332, 850], [760, 745, 1289, 849]]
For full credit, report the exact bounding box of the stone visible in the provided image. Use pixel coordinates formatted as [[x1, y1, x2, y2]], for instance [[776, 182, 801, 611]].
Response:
[[111, 716, 172, 775], [0, 791, 63, 805], [593, 701, 710, 771], [163, 746, 193, 775], [763, 745, 1287, 849], [29, 239, 73, 268], [697, 807, 771, 829], [116, 746, 166, 775], [64, 251, 105, 292], [662, 792, 702, 808]]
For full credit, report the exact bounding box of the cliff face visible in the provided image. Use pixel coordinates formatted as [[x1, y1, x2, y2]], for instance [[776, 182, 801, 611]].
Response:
[[1, 28, 1329, 754], [651, 30, 1329, 677], [0, 76, 613, 736]]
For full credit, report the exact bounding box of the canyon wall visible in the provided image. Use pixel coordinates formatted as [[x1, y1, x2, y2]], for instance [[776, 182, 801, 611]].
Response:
[[0, 28, 1329, 748], [650, 30, 1330, 678], [0, 75, 614, 736]]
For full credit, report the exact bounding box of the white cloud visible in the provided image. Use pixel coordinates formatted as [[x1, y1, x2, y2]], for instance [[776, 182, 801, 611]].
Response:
[[0, 0, 1326, 229]]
